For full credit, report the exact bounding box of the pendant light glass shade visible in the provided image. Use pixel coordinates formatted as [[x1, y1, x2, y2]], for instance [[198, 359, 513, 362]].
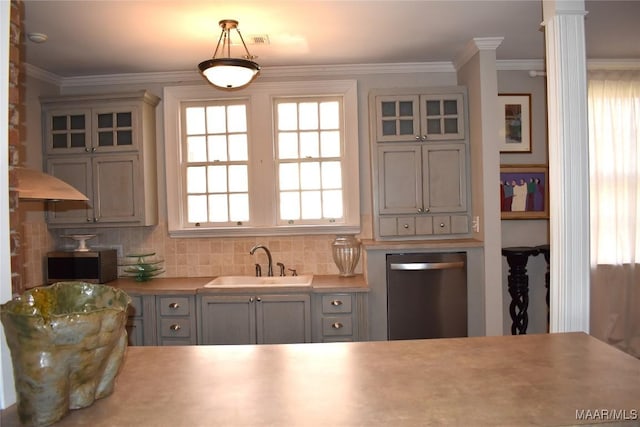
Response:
[[198, 20, 260, 89]]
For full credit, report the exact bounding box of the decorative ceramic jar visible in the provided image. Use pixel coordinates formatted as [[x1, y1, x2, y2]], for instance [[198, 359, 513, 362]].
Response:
[[331, 235, 361, 277], [0, 282, 131, 426]]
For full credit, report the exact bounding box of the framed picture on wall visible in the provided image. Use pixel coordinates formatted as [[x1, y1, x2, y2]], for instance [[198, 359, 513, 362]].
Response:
[[500, 164, 549, 219], [498, 94, 532, 153]]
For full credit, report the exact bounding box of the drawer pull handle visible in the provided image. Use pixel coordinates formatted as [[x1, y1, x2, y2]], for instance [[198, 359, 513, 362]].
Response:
[[332, 322, 343, 329], [331, 300, 343, 306], [169, 324, 181, 331], [168, 302, 180, 309]]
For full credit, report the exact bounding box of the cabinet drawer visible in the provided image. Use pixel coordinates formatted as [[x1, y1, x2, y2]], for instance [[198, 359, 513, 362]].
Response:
[[380, 216, 415, 236], [451, 215, 469, 234], [128, 295, 143, 317], [159, 318, 191, 338], [415, 216, 433, 235], [158, 296, 191, 316], [322, 316, 353, 336], [433, 215, 451, 234], [322, 294, 352, 314]]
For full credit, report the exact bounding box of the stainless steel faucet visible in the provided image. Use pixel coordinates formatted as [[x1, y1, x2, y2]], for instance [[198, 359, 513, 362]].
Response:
[[249, 244, 273, 277]]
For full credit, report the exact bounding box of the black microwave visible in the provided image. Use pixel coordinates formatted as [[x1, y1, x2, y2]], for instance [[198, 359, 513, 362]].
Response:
[[47, 249, 117, 284]]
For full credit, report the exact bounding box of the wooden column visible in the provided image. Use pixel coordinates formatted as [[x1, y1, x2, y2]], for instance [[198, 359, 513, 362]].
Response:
[[542, 0, 590, 333]]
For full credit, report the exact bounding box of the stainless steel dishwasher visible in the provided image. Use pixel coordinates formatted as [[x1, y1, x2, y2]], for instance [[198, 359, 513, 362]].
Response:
[[386, 252, 467, 340]]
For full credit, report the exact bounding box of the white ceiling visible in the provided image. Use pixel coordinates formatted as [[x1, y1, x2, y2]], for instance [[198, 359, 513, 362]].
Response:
[[22, 0, 640, 78]]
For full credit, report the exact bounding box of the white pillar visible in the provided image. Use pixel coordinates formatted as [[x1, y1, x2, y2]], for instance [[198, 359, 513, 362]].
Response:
[[1, 0, 17, 409], [455, 37, 504, 336], [542, 0, 590, 333]]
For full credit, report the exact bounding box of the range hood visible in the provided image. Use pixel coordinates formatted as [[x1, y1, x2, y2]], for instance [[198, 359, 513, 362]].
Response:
[[15, 167, 89, 201]]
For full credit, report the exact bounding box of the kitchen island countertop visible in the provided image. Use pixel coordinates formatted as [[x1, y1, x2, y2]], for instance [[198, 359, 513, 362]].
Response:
[[2, 332, 639, 426]]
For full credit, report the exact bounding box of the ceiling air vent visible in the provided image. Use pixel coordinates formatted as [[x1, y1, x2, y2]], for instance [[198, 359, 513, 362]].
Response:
[[247, 35, 270, 45]]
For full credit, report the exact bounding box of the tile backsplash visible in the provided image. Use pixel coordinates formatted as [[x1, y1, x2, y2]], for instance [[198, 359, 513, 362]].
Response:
[[22, 217, 371, 287]]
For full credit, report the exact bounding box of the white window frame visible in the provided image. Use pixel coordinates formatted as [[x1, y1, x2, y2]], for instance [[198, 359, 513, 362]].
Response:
[[164, 80, 360, 237]]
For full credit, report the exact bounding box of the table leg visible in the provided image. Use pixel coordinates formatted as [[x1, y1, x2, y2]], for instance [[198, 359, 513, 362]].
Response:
[[502, 248, 538, 335]]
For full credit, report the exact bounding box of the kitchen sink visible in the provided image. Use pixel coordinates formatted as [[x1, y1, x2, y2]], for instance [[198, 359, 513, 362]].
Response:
[[203, 275, 313, 288]]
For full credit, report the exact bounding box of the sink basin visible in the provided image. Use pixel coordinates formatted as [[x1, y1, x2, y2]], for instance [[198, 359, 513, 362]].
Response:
[[204, 275, 313, 288]]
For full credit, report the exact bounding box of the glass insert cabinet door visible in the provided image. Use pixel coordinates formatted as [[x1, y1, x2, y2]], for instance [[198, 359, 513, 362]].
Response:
[[44, 108, 140, 154], [374, 93, 465, 142], [93, 107, 137, 151], [375, 95, 420, 142], [45, 109, 91, 154], [419, 93, 465, 141]]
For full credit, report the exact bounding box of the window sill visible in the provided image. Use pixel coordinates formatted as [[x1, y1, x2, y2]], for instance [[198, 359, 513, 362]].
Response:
[[167, 224, 361, 238]]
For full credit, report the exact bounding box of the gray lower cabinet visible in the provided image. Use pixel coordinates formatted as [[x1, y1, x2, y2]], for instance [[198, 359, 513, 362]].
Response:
[[156, 295, 197, 345], [127, 288, 367, 346], [125, 293, 196, 346], [198, 294, 311, 345], [311, 292, 369, 342], [125, 293, 156, 346]]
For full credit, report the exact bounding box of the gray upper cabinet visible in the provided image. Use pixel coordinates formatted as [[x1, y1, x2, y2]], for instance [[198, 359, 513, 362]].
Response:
[[375, 93, 465, 142], [41, 91, 160, 227], [198, 293, 311, 345], [377, 143, 467, 215], [371, 87, 470, 240]]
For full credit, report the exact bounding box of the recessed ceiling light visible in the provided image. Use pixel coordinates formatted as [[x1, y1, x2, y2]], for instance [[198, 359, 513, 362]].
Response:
[[27, 32, 48, 43]]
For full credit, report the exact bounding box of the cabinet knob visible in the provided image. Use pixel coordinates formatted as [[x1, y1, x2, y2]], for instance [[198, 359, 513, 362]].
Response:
[[439, 223, 445, 228], [331, 322, 343, 329], [415, 135, 421, 141], [169, 324, 181, 331], [249, 297, 254, 302], [256, 297, 262, 302], [168, 302, 180, 309], [421, 135, 427, 141], [417, 208, 423, 213], [331, 300, 343, 306], [403, 223, 409, 229], [91, 147, 96, 152], [84, 147, 90, 152]]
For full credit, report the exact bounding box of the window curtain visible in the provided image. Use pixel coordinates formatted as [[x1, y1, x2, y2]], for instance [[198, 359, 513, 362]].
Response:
[[588, 70, 640, 357]]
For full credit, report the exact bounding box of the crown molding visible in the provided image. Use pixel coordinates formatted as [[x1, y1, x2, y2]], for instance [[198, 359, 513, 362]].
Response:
[[25, 58, 640, 88], [496, 59, 546, 71], [23, 64, 62, 86], [25, 62, 456, 88], [454, 37, 504, 70], [496, 58, 640, 73]]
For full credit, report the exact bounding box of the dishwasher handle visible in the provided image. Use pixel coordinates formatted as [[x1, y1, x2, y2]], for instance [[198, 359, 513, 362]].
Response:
[[389, 261, 465, 271]]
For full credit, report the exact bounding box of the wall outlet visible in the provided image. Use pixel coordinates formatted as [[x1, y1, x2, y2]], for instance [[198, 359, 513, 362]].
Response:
[[472, 216, 480, 233]]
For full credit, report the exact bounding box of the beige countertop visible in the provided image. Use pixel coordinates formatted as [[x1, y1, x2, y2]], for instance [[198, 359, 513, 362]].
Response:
[[109, 274, 369, 295], [3, 332, 639, 426], [361, 238, 484, 250]]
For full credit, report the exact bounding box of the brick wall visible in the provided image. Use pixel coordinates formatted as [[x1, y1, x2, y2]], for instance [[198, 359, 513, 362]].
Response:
[[8, 0, 24, 295]]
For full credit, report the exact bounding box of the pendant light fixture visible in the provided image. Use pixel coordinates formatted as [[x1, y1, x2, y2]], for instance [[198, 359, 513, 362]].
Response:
[[198, 19, 260, 89]]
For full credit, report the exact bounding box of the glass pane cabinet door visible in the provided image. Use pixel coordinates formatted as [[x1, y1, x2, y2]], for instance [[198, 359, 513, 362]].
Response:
[[95, 110, 136, 150], [420, 94, 465, 140], [45, 110, 91, 154], [375, 95, 420, 142]]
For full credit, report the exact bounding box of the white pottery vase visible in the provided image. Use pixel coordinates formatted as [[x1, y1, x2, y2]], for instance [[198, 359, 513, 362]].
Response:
[[331, 235, 361, 277]]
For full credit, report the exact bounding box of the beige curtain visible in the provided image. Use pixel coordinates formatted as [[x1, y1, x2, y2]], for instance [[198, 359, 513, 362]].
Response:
[[588, 70, 640, 357]]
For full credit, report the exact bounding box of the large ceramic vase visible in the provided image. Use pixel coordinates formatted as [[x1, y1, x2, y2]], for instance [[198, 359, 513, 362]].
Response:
[[331, 235, 361, 277], [0, 282, 131, 426]]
